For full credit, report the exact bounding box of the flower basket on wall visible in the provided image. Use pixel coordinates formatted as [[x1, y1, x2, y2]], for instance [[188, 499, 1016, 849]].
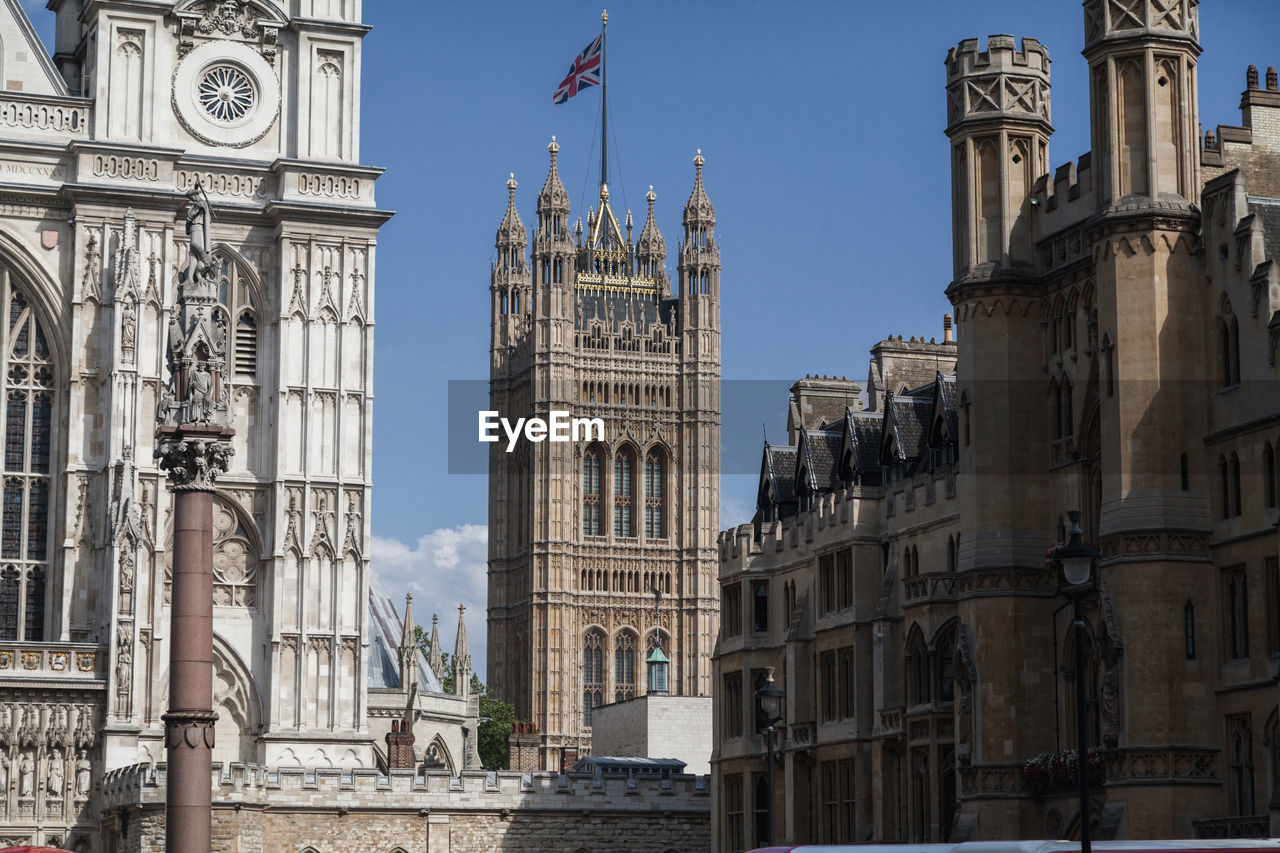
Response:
[[1023, 748, 1105, 795]]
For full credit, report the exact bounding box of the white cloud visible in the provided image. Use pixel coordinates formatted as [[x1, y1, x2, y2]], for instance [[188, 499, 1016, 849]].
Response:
[[371, 524, 489, 682]]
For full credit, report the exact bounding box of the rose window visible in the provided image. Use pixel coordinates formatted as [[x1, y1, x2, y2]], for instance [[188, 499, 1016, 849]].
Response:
[[197, 65, 257, 122]]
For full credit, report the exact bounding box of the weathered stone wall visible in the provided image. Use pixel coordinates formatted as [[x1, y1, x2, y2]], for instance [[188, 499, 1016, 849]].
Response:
[[101, 763, 711, 853]]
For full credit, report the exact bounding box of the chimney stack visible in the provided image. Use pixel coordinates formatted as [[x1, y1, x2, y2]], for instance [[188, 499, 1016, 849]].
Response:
[[944, 314, 955, 343]]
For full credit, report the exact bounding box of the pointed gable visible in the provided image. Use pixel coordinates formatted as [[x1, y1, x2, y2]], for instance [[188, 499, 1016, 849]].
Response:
[[756, 442, 798, 521], [0, 0, 66, 96]]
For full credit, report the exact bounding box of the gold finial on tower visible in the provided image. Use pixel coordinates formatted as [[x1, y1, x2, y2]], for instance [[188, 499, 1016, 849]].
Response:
[[602, 9, 608, 25]]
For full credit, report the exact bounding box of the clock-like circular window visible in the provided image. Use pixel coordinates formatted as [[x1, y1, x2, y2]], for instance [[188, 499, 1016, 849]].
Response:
[[173, 41, 280, 148], [197, 65, 257, 123]]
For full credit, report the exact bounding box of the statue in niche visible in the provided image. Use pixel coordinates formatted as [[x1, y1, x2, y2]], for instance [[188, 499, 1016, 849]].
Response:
[[18, 752, 33, 798], [115, 639, 132, 716], [187, 361, 213, 423], [0, 751, 7, 795], [46, 749, 63, 799], [120, 298, 137, 356], [75, 751, 91, 798]]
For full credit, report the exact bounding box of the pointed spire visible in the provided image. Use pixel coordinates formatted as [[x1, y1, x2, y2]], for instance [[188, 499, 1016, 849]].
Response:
[[496, 172, 526, 248], [636, 185, 667, 260], [453, 603, 473, 699], [537, 135, 570, 221], [683, 148, 715, 228], [399, 594, 417, 695], [427, 611, 444, 683]]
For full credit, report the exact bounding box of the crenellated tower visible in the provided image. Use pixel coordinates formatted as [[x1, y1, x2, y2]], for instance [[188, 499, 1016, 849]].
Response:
[[488, 140, 721, 769]]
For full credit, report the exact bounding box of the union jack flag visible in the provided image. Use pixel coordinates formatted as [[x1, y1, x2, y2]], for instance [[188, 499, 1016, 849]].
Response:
[[553, 33, 603, 105]]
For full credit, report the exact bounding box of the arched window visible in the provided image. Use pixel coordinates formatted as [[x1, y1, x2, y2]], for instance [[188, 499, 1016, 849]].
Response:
[[614, 447, 635, 538], [614, 631, 636, 702], [935, 624, 957, 704], [215, 255, 259, 379], [946, 536, 956, 572], [906, 627, 930, 706], [0, 284, 53, 641], [582, 445, 603, 537], [1051, 379, 1062, 440], [1062, 377, 1074, 437], [1265, 443, 1277, 509], [583, 629, 604, 725], [1064, 626, 1100, 749], [645, 448, 666, 539], [1220, 456, 1231, 520], [1184, 600, 1196, 659], [1180, 453, 1190, 491], [1230, 453, 1242, 517]]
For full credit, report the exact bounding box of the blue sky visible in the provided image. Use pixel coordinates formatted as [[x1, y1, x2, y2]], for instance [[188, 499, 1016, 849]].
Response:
[[22, 1, 1280, 680]]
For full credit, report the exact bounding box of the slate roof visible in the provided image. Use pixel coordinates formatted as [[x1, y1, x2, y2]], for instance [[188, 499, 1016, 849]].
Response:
[[574, 756, 688, 776], [884, 394, 932, 462], [799, 427, 845, 493], [846, 409, 885, 476], [1248, 198, 1280, 263], [758, 444, 798, 516]]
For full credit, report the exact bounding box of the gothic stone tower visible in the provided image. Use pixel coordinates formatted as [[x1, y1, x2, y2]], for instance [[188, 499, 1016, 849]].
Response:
[[488, 141, 721, 769], [942, 1, 1219, 837]]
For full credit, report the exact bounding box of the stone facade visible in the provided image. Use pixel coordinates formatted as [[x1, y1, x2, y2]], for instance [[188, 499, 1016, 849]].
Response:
[[99, 763, 710, 853], [590, 695, 714, 776], [487, 146, 722, 769], [713, 2, 1280, 851], [0, 1, 479, 848]]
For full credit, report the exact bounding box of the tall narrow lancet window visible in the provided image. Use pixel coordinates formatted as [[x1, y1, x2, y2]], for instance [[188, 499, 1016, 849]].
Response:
[[644, 448, 666, 539], [582, 445, 602, 537], [582, 630, 604, 725], [216, 256, 259, 379], [614, 447, 635, 538], [0, 284, 53, 641], [1265, 443, 1277, 509], [614, 631, 636, 701]]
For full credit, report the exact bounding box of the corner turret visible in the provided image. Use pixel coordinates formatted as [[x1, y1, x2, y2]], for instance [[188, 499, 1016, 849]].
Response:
[[679, 150, 719, 302], [1082, 0, 1200, 208], [537, 136, 571, 242], [945, 35, 1052, 284]]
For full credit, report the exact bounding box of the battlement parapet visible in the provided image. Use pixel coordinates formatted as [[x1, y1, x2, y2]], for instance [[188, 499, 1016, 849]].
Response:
[[946, 35, 1052, 134], [717, 484, 883, 573], [102, 762, 711, 813], [1082, 0, 1199, 52], [946, 35, 1050, 82], [1032, 152, 1099, 246]]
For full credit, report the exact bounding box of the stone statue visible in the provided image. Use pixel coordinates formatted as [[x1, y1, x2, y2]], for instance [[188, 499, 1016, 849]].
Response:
[[115, 640, 132, 715], [0, 751, 8, 795], [47, 749, 63, 798], [75, 751, 90, 798], [120, 298, 137, 352], [183, 180, 214, 286], [18, 752, 33, 798], [188, 362, 213, 423]]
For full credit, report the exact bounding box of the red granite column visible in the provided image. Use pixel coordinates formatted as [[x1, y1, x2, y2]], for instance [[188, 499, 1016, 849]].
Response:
[[164, 485, 216, 853], [156, 177, 236, 853]]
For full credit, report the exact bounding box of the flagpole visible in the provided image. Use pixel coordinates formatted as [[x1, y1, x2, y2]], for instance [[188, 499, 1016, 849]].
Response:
[[600, 9, 608, 191]]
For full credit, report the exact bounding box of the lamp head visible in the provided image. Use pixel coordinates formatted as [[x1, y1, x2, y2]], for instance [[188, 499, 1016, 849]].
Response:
[[755, 666, 785, 727], [1055, 509, 1097, 586]]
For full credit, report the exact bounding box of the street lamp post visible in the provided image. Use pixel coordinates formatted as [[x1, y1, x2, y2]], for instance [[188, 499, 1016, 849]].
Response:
[[755, 666, 785, 847], [1054, 510, 1098, 853]]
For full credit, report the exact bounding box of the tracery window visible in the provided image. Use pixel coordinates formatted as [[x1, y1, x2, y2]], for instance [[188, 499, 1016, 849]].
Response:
[[212, 497, 257, 607], [215, 256, 259, 379], [614, 630, 636, 701], [644, 448, 665, 539], [582, 445, 602, 537], [614, 447, 635, 537], [582, 629, 604, 726], [0, 286, 52, 641]]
